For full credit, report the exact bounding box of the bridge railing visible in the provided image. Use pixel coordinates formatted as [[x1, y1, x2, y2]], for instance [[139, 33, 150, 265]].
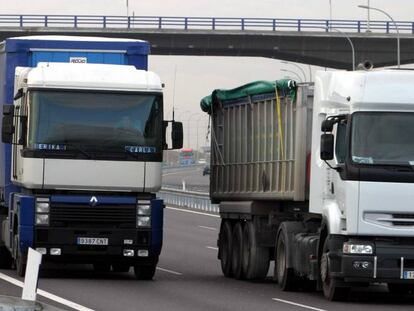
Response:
[[159, 187, 219, 214], [0, 14, 413, 33]]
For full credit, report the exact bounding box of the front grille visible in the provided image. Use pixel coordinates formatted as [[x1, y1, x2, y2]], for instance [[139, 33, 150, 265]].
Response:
[[365, 212, 414, 228], [50, 203, 136, 228]]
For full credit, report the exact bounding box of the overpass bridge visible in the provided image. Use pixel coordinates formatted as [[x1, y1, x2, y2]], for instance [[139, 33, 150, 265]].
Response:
[[1, 15, 414, 69]]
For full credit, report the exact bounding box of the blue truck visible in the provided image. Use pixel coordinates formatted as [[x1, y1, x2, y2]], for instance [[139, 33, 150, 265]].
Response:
[[0, 36, 183, 278]]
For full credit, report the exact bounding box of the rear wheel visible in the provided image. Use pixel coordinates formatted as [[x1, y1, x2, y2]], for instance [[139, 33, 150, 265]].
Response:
[[219, 220, 233, 278], [320, 238, 350, 301], [231, 222, 244, 280], [242, 220, 269, 280], [276, 232, 298, 291]]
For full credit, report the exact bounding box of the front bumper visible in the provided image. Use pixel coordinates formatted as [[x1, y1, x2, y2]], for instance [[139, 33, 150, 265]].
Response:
[[34, 227, 159, 264], [328, 235, 414, 283]]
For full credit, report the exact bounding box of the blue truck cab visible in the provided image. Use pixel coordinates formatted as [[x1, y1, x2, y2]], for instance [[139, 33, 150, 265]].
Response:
[[0, 36, 183, 278]]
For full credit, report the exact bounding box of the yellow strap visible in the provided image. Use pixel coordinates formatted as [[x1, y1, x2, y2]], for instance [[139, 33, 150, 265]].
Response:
[[275, 86, 284, 159]]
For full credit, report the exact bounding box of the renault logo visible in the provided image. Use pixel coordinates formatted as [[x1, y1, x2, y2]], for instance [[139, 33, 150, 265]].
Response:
[[90, 196, 98, 207]]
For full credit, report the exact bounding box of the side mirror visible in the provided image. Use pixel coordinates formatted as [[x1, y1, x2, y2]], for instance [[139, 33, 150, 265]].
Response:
[[171, 121, 183, 150], [321, 119, 335, 132], [2, 105, 15, 144], [320, 133, 334, 160]]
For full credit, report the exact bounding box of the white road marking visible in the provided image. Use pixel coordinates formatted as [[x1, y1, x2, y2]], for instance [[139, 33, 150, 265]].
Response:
[[162, 171, 186, 177], [206, 246, 218, 251], [272, 298, 327, 311], [0, 272, 94, 311], [156, 267, 183, 275], [166, 206, 220, 218], [198, 225, 217, 231]]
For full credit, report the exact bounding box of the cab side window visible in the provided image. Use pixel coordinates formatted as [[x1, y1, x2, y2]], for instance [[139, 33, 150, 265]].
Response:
[[335, 121, 347, 163]]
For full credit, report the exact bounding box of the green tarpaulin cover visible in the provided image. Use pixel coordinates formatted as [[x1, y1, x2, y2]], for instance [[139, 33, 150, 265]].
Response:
[[200, 79, 297, 114]]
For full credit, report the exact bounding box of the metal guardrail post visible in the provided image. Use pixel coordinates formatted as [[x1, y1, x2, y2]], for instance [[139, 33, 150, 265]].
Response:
[[19, 15, 23, 27], [357, 21, 361, 33], [184, 17, 188, 30], [127, 16, 131, 29], [272, 19, 276, 31], [103, 16, 106, 28], [241, 18, 245, 30], [212, 18, 216, 30], [158, 17, 162, 29], [386, 21, 390, 33], [298, 19, 301, 31], [44, 16, 48, 27], [74, 16, 77, 28], [326, 20, 329, 32]]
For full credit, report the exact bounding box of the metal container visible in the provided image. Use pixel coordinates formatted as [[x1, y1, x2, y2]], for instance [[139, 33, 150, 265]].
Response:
[[210, 84, 313, 202]]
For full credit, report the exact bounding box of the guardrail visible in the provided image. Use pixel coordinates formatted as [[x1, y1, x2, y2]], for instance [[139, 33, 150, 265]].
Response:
[[0, 14, 412, 34], [159, 187, 219, 214]]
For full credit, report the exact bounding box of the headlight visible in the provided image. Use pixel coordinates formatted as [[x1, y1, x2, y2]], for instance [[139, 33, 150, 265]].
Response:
[[36, 214, 49, 225], [137, 216, 151, 227], [343, 242, 373, 254], [36, 202, 50, 213], [137, 204, 151, 215]]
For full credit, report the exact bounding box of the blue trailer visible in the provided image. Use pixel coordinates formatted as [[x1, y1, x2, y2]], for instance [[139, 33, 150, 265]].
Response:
[[0, 36, 183, 278]]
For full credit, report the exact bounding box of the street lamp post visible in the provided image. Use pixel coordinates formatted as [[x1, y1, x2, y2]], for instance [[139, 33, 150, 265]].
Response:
[[281, 61, 307, 82], [358, 5, 400, 68], [281, 69, 303, 82], [325, 27, 355, 71]]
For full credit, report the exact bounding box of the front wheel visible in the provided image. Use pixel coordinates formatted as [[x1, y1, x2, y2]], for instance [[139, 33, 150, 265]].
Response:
[[134, 263, 156, 280], [320, 238, 349, 301], [13, 235, 26, 277], [275, 232, 298, 291]]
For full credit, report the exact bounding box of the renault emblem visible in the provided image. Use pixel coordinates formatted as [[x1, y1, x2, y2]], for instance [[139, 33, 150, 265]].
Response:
[[90, 196, 98, 207]]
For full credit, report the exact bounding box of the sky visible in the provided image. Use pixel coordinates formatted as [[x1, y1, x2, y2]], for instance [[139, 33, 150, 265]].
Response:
[[1, 0, 412, 149]]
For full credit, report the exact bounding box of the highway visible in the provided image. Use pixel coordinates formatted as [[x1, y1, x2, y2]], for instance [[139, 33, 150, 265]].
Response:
[[0, 202, 414, 310], [162, 165, 210, 193]]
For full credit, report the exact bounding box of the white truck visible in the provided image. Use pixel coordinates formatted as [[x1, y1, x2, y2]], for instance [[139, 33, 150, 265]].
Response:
[[202, 69, 414, 300]]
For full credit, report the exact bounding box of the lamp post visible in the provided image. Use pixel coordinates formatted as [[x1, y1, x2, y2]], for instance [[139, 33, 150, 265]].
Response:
[[358, 5, 400, 68], [325, 27, 355, 71], [281, 69, 303, 82], [281, 61, 307, 82]]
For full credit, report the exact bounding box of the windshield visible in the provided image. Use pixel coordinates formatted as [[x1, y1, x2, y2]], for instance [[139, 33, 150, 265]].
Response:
[[27, 90, 163, 155], [351, 112, 414, 166]]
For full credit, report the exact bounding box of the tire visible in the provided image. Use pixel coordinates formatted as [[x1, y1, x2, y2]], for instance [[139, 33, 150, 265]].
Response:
[[112, 263, 130, 273], [231, 222, 244, 280], [320, 238, 350, 301], [12, 235, 26, 277], [0, 245, 12, 269], [134, 263, 156, 280], [275, 232, 298, 291], [219, 220, 233, 278], [93, 263, 111, 273], [388, 283, 414, 295], [242, 220, 269, 280]]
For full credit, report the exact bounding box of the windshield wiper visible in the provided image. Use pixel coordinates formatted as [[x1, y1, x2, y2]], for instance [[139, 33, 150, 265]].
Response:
[[124, 148, 141, 160], [65, 143, 93, 159]]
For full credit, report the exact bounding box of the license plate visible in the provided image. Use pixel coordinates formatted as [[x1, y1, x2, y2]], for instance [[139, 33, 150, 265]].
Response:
[[77, 237, 108, 246], [403, 271, 414, 279]]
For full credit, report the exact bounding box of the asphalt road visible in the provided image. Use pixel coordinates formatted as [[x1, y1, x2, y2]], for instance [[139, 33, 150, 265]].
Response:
[[162, 165, 209, 192], [1, 207, 414, 310]]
